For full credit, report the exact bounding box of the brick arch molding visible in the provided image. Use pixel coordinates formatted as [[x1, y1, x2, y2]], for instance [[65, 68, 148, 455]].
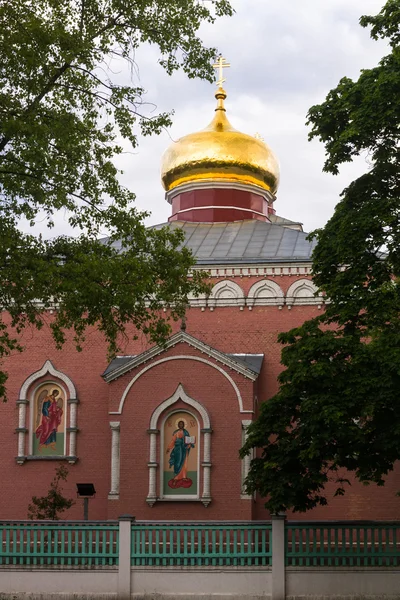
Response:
[[113, 355, 251, 415], [286, 278, 322, 306]]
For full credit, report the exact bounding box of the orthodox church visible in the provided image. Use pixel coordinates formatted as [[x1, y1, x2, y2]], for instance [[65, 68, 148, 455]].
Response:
[[2, 60, 399, 522]]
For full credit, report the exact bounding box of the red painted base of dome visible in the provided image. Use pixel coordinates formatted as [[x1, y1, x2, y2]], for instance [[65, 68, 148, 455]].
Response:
[[168, 188, 271, 223]]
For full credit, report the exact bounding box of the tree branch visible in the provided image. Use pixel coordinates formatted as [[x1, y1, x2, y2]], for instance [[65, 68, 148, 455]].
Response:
[[0, 12, 126, 156]]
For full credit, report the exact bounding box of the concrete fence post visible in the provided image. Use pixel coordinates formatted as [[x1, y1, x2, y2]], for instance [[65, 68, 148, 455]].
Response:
[[271, 514, 286, 600], [118, 514, 134, 599]]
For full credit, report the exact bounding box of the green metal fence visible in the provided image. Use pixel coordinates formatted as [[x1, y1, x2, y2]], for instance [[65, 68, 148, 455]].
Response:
[[0, 521, 119, 567], [131, 522, 272, 566], [286, 522, 400, 567], [2, 520, 399, 569]]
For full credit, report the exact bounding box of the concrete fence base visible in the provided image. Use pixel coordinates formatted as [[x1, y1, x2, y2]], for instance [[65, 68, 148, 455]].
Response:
[[2, 564, 400, 600], [1, 517, 400, 599]]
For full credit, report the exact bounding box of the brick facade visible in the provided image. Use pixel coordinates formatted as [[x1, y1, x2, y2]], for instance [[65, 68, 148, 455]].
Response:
[[0, 273, 399, 521]]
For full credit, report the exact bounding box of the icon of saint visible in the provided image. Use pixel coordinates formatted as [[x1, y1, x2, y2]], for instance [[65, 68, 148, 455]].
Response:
[[166, 418, 195, 489], [35, 389, 63, 451]]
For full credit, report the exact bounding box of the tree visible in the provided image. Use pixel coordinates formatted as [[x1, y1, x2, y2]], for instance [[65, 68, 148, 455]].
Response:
[[0, 0, 233, 399], [28, 465, 74, 520], [240, 0, 400, 513]]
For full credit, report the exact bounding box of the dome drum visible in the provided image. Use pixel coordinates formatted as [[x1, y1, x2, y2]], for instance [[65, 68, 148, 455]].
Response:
[[168, 186, 271, 223]]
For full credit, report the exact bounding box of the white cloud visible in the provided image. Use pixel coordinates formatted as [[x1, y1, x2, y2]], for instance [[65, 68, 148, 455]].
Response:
[[134, 0, 387, 232], [21, 0, 388, 237]]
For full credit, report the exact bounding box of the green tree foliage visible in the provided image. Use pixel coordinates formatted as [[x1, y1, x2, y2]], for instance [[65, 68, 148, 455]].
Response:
[[0, 0, 233, 399], [241, 0, 400, 513], [28, 465, 74, 520]]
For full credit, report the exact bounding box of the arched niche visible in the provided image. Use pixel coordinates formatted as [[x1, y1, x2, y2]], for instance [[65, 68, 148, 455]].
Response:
[[286, 279, 323, 306], [246, 279, 284, 309], [208, 280, 245, 309], [16, 360, 78, 465], [146, 384, 212, 507]]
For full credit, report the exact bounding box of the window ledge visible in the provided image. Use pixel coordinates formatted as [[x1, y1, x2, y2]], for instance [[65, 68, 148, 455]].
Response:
[[148, 497, 211, 507], [15, 455, 78, 465]]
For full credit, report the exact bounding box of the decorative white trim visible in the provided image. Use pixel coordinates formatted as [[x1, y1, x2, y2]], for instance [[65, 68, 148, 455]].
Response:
[[108, 422, 120, 499], [150, 384, 211, 430], [185, 275, 324, 309], [202, 430, 212, 506], [241, 420, 253, 499], [247, 280, 284, 309], [147, 463, 158, 507], [147, 384, 212, 507], [19, 360, 77, 401], [286, 279, 323, 306], [147, 428, 159, 507], [208, 280, 245, 310], [149, 431, 158, 463], [187, 291, 207, 308], [173, 205, 268, 219], [190, 264, 313, 279], [16, 362, 78, 463], [104, 330, 259, 384], [112, 355, 251, 415], [165, 179, 274, 204], [68, 401, 78, 459]]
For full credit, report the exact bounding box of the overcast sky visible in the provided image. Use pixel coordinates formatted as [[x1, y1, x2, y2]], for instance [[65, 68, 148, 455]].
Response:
[[115, 0, 387, 234], [31, 0, 388, 237]]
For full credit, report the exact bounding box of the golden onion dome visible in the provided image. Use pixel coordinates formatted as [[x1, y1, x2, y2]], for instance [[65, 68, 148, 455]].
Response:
[[161, 87, 280, 195]]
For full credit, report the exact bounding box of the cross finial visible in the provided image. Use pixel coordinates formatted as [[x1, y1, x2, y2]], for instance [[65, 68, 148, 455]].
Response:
[[213, 55, 230, 88]]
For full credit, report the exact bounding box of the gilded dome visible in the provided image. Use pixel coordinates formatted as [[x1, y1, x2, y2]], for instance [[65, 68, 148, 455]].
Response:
[[161, 88, 280, 195]]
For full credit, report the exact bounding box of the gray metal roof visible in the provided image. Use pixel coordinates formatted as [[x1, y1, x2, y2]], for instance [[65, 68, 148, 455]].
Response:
[[102, 356, 136, 377], [103, 217, 316, 265], [163, 219, 315, 264], [269, 214, 303, 230], [226, 354, 264, 374], [103, 345, 264, 380]]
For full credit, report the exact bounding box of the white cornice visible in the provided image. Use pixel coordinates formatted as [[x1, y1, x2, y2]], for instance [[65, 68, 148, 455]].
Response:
[[191, 264, 313, 276]]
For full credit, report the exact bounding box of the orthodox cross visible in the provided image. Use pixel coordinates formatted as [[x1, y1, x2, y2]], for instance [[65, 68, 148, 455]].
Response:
[[213, 55, 230, 88]]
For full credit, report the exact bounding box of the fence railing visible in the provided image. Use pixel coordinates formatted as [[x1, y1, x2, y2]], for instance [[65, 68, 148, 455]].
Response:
[[286, 522, 400, 567], [130, 521, 272, 567], [1, 520, 400, 569], [0, 521, 119, 567]]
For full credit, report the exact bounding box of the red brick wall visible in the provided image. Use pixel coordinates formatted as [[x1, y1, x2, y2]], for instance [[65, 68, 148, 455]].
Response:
[[106, 346, 255, 520], [0, 274, 398, 521]]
